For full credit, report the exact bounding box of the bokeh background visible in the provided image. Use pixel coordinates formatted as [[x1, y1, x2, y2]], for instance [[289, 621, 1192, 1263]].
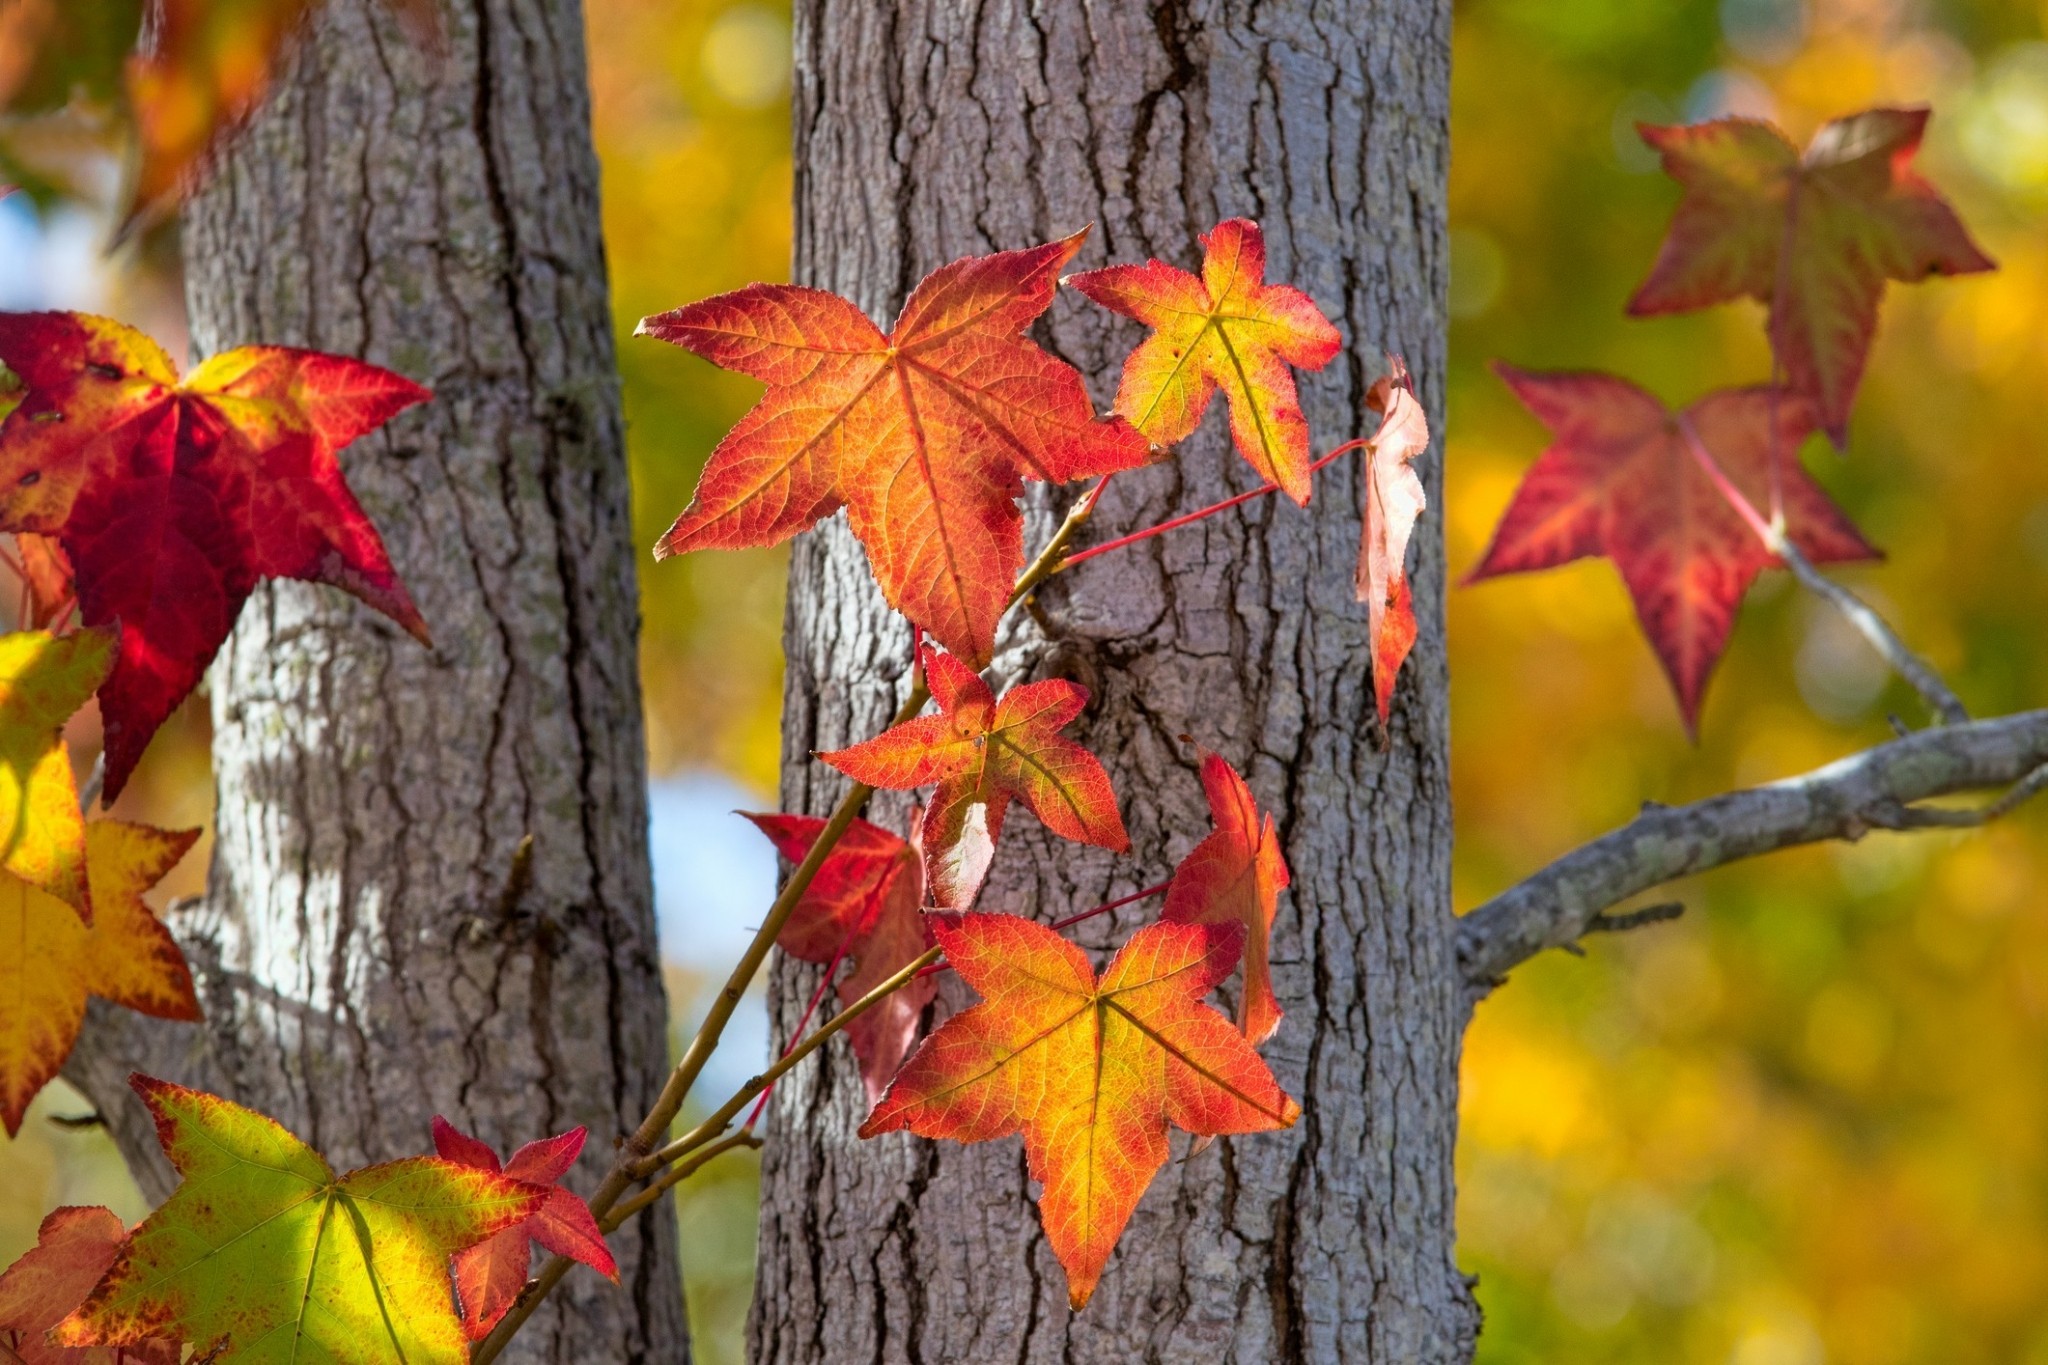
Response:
[[4, 1, 2048, 1362]]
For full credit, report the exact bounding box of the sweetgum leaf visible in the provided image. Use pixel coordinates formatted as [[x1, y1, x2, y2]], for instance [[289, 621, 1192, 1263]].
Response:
[[1629, 108, 1993, 443], [429, 1118, 617, 1341], [0, 312, 431, 799], [0, 1206, 177, 1365], [0, 820, 199, 1136], [641, 230, 1150, 665], [55, 1077, 544, 1364], [1353, 356, 1430, 725], [743, 812, 936, 1102], [1066, 218, 1342, 504], [861, 914, 1300, 1308], [819, 647, 1128, 909], [1470, 365, 1879, 732], [1161, 752, 1291, 1044], [0, 628, 113, 919]]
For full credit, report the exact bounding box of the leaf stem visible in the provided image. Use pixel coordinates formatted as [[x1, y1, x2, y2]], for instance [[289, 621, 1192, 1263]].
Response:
[[1056, 439, 1369, 573], [1676, 415, 1968, 726]]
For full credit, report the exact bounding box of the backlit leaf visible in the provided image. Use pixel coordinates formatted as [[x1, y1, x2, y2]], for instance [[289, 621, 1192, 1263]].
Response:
[[0, 820, 199, 1136], [55, 1077, 543, 1364], [1629, 109, 1993, 442], [1469, 365, 1878, 731], [860, 914, 1300, 1308], [0, 1206, 176, 1365], [429, 1118, 617, 1341], [0, 628, 113, 919], [640, 230, 1151, 665], [1161, 752, 1291, 1044], [1066, 218, 1342, 504], [819, 646, 1128, 909], [0, 311, 431, 799], [744, 811, 936, 1102]]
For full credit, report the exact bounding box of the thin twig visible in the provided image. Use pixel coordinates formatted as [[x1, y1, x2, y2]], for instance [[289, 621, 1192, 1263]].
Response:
[[602, 1129, 762, 1229], [1582, 901, 1685, 936], [1676, 414, 1968, 726], [78, 753, 104, 814]]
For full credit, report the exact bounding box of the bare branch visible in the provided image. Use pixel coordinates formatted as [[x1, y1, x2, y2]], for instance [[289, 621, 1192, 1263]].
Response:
[[1459, 709, 2048, 990]]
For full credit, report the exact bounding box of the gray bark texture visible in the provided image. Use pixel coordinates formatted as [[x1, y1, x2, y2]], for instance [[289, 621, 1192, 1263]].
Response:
[[63, 1, 689, 1360], [757, 3, 1471, 1363]]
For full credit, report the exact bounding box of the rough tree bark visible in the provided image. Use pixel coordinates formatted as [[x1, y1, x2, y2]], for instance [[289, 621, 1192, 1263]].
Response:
[[758, 3, 1469, 1362], [63, 1, 688, 1360]]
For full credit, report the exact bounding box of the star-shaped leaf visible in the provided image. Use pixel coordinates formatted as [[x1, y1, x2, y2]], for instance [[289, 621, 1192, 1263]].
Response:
[[429, 1118, 617, 1341], [1066, 218, 1341, 504], [819, 647, 1128, 909], [861, 914, 1300, 1308], [0, 311, 432, 800], [1629, 108, 1993, 442], [743, 812, 936, 1101], [0, 820, 199, 1135], [1161, 752, 1291, 1044], [56, 1077, 544, 1364], [640, 230, 1151, 665], [0, 1206, 177, 1365], [1353, 356, 1430, 725], [1469, 365, 1879, 731], [0, 627, 112, 920]]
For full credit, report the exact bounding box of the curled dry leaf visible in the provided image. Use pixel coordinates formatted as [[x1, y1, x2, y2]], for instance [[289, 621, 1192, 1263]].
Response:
[[0, 820, 199, 1136], [0, 312, 431, 800], [860, 914, 1300, 1308], [1470, 365, 1878, 732], [1067, 218, 1342, 504], [1162, 751, 1291, 1044], [56, 1077, 544, 1364], [1629, 108, 1993, 442], [1353, 355, 1429, 726], [429, 1118, 617, 1341], [819, 647, 1128, 909], [743, 812, 936, 1102], [641, 230, 1150, 665]]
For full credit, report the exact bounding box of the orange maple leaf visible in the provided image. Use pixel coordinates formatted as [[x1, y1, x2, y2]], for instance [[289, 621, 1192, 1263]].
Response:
[[0, 1206, 177, 1365], [819, 647, 1128, 910], [1629, 108, 1993, 443], [1353, 356, 1430, 726], [0, 312, 431, 800], [860, 914, 1300, 1308], [743, 812, 936, 1102], [1469, 365, 1879, 732], [1066, 218, 1341, 504], [1161, 752, 1291, 1044], [640, 231, 1151, 665], [0, 628, 113, 920], [0, 820, 200, 1135]]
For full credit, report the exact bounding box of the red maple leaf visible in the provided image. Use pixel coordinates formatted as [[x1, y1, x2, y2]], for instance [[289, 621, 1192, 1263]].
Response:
[[1629, 108, 1993, 442], [0, 312, 431, 798], [1353, 356, 1430, 726], [429, 1118, 617, 1341], [640, 231, 1151, 666], [1065, 218, 1342, 504], [1161, 751, 1291, 1044], [860, 913, 1300, 1308], [819, 647, 1128, 909], [743, 812, 936, 1102], [0, 1206, 178, 1365], [1469, 365, 1879, 731]]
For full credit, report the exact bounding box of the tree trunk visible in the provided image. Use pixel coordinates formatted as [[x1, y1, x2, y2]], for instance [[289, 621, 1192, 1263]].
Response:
[[63, 1, 688, 1360], [757, 3, 1468, 1363]]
